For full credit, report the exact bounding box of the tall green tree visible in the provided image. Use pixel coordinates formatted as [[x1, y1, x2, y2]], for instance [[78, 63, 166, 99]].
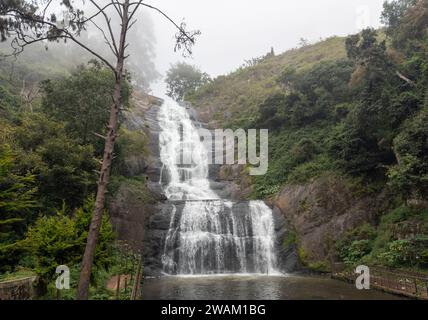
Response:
[[165, 62, 211, 101], [0, 145, 37, 272], [382, 0, 427, 51], [381, 0, 418, 38], [329, 29, 400, 177], [1, 0, 199, 299], [388, 106, 428, 199], [41, 62, 131, 154], [13, 113, 97, 211]]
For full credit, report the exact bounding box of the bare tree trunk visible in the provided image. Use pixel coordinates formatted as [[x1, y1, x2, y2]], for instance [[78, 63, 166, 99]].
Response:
[[115, 274, 121, 299], [76, 0, 130, 300], [130, 257, 142, 300]]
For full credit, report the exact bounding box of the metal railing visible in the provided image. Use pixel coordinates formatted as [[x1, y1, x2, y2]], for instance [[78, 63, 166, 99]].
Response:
[[331, 263, 428, 299]]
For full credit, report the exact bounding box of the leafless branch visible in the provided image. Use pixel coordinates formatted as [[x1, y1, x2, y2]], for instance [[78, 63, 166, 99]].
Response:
[[42, 0, 54, 19], [110, 0, 123, 18], [128, 0, 144, 21], [89, 0, 119, 56], [90, 19, 117, 57], [80, 3, 118, 24], [396, 71, 416, 87], [66, 32, 116, 71], [127, 18, 137, 31], [3, 8, 116, 71], [130, 2, 200, 56], [137, 2, 195, 43]]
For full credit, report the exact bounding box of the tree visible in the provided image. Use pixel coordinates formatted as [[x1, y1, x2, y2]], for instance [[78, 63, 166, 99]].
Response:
[[0, 85, 20, 119], [298, 37, 309, 47], [381, 0, 425, 51], [0, 145, 37, 272], [1, 0, 199, 299], [382, 0, 428, 91], [388, 106, 428, 199], [328, 121, 394, 176], [345, 29, 392, 86], [381, 0, 418, 37], [255, 93, 286, 130], [329, 29, 400, 177], [13, 113, 97, 211], [41, 62, 131, 154], [165, 62, 211, 101], [24, 197, 114, 295]]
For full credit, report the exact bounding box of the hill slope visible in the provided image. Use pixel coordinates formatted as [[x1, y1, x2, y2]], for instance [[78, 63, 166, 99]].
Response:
[[188, 36, 346, 128], [186, 18, 428, 274]]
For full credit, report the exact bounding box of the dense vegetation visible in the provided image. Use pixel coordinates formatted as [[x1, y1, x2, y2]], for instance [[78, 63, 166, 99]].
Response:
[[189, 0, 428, 272], [1, 0, 427, 299], [0, 49, 141, 298]]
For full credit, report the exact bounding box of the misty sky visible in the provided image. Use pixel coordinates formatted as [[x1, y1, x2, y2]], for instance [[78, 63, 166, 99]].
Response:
[[149, 0, 386, 95]]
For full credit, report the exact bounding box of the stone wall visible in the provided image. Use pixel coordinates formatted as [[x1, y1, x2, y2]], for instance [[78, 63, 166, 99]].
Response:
[[0, 277, 36, 300]]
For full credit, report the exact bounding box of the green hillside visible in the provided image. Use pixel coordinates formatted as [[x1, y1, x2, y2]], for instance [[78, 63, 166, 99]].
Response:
[[188, 36, 346, 128], [188, 1, 428, 273]]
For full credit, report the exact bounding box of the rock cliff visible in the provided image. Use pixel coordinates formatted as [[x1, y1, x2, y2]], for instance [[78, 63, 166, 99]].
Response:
[[272, 175, 389, 269]]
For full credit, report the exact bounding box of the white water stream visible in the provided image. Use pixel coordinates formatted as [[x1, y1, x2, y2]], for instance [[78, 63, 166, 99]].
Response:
[[158, 98, 278, 275]]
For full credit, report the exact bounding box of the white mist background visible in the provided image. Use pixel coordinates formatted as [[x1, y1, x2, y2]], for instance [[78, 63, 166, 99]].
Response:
[[149, 0, 385, 96]]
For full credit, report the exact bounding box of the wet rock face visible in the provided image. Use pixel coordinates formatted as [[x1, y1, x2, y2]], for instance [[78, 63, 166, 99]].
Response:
[[134, 96, 164, 183], [109, 94, 166, 253], [210, 164, 253, 200], [273, 176, 387, 265], [271, 206, 302, 273], [143, 202, 176, 277], [143, 201, 300, 277], [111, 95, 302, 276], [110, 184, 156, 251], [119, 95, 162, 179]]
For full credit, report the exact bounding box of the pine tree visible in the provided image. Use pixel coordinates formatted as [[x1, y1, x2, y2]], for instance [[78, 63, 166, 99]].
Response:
[[0, 145, 37, 272]]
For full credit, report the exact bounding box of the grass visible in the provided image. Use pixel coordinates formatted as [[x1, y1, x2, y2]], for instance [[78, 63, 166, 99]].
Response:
[[250, 123, 338, 198], [108, 175, 156, 205], [188, 36, 347, 128], [0, 268, 36, 282], [188, 36, 350, 199]]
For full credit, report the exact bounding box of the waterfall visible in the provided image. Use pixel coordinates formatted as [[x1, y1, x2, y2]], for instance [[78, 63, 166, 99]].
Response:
[[158, 97, 217, 201], [158, 98, 278, 275]]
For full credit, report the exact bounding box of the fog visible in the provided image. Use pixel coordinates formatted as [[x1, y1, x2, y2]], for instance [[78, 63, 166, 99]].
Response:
[[149, 0, 386, 95], [0, 2, 160, 91], [0, 1, 387, 94]]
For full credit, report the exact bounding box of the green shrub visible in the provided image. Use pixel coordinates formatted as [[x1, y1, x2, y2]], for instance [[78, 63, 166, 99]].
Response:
[[378, 239, 413, 266], [290, 138, 320, 164], [287, 155, 333, 184], [308, 261, 330, 273], [342, 240, 373, 265], [377, 237, 428, 268], [336, 224, 376, 265], [23, 197, 115, 292]]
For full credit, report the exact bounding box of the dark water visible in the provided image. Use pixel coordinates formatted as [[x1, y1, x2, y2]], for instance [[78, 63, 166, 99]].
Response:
[[142, 275, 404, 300]]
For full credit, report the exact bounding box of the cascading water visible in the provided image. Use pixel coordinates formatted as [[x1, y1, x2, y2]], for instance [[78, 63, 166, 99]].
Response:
[[158, 98, 278, 275], [158, 97, 217, 201]]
